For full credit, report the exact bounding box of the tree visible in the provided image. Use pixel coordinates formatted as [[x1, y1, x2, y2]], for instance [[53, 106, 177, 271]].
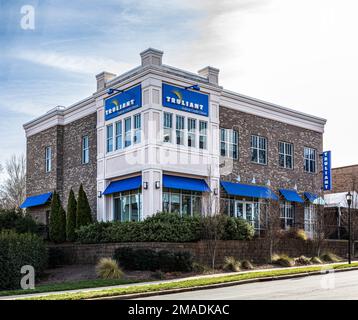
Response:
[[66, 188, 77, 242], [0, 154, 26, 210], [49, 191, 66, 243], [76, 184, 92, 228], [264, 198, 281, 263]]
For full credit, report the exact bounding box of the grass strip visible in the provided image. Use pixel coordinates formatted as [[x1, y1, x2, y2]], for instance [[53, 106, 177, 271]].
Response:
[[23, 262, 358, 300]]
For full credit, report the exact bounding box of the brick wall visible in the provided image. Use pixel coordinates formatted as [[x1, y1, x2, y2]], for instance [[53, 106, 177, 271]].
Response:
[[330, 165, 358, 193], [51, 239, 352, 266]]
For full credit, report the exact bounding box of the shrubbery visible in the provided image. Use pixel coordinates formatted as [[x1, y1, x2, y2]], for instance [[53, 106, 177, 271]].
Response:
[[0, 210, 40, 234], [76, 212, 254, 244], [0, 230, 47, 290], [113, 248, 193, 272]]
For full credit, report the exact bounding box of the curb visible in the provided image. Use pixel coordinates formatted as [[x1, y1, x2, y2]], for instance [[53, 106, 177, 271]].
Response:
[[89, 266, 358, 300]]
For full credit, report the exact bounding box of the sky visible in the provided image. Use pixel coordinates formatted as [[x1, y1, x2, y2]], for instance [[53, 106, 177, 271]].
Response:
[[0, 0, 357, 174]]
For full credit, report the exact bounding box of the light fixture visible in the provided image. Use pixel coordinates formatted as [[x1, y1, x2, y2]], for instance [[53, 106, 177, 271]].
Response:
[[346, 191, 353, 206], [155, 181, 161, 189], [97, 191, 102, 198], [252, 177, 256, 184], [267, 179, 271, 187], [213, 188, 218, 195], [143, 182, 148, 190], [294, 184, 298, 190], [236, 175, 241, 182], [107, 88, 123, 95], [184, 84, 200, 91]]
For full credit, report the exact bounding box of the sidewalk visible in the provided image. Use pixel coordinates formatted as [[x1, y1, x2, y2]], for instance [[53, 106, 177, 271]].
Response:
[[1, 261, 355, 300]]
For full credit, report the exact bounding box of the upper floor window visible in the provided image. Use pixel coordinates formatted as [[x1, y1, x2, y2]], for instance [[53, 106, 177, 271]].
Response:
[[163, 112, 173, 143], [82, 136, 89, 164], [45, 146, 52, 172], [251, 135, 267, 165], [279, 141, 293, 169], [133, 113, 141, 144], [115, 121, 122, 150], [106, 124, 113, 153], [304, 147, 316, 173], [188, 118, 196, 148], [124, 117, 132, 148], [220, 128, 238, 159], [176, 115, 185, 145], [199, 121, 207, 150]]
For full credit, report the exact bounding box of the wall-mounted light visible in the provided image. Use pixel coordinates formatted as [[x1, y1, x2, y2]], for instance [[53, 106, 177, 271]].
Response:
[[213, 188, 218, 195], [294, 184, 298, 190], [267, 179, 271, 187], [184, 84, 200, 91], [155, 181, 161, 189], [143, 182, 148, 190], [97, 191, 102, 198], [252, 177, 256, 184], [236, 175, 241, 182], [107, 88, 123, 95]]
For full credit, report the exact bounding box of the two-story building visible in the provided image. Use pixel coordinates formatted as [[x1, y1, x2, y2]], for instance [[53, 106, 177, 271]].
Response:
[[20, 48, 326, 236]]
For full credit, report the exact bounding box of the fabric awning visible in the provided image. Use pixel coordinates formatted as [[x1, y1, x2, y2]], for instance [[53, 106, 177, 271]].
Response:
[[103, 176, 142, 195], [304, 192, 318, 203], [20, 192, 52, 209], [221, 181, 278, 200], [163, 175, 210, 192], [279, 189, 304, 203]]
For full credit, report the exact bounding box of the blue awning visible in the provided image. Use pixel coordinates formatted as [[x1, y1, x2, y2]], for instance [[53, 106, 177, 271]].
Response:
[[304, 192, 318, 203], [103, 176, 142, 195], [279, 189, 304, 203], [221, 181, 278, 200], [20, 192, 52, 209], [163, 175, 210, 192]]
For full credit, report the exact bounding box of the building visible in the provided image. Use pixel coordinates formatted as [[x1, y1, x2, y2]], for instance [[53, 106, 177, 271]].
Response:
[[21, 48, 326, 236]]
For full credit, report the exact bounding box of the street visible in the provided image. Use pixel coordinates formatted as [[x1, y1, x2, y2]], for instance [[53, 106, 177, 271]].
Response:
[[137, 270, 358, 300]]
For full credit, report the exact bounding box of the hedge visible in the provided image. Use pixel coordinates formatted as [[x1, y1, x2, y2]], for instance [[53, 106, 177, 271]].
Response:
[[0, 210, 40, 235], [76, 212, 254, 244], [0, 230, 48, 290], [113, 248, 193, 272]]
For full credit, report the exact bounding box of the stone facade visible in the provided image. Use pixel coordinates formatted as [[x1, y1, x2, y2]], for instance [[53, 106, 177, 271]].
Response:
[[26, 113, 97, 224], [330, 165, 358, 193]]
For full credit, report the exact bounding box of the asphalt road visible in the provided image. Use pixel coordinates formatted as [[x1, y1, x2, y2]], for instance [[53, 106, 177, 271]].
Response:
[[137, 270, 358, 300]]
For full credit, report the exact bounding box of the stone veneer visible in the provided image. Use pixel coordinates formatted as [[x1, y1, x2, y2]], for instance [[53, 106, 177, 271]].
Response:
[[26, 113, 97, 224], [330, 165, 358, 193]]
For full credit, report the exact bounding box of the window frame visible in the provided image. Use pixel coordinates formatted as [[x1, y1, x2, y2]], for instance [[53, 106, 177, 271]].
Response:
[[199, 120, 208, 150], [251, 135, 268, 165], [124, 117, 132, 148], [106, 124, 114, 153], [187, 118, 196, 148], [175, 115, 185, 146], [133, 113, 141, 145], [278, 141, 293, 169], [82, 135, 90, 164], [280, 201, 295, 229], [220, 128, 238, 159], [45, 146, 52, 173], [304, 147, 317, 173]]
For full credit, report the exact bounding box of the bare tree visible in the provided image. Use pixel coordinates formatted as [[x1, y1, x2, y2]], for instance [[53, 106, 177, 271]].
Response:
[[0, 154, 26, 210], [312, 204, 326, 257], [264, 198, 281, 262]]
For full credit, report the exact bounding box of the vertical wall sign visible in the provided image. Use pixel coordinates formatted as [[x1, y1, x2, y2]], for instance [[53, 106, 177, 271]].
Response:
[[105, 84, 142, 121], [322, 151, 332, 191], [162, 83, 209, 117]]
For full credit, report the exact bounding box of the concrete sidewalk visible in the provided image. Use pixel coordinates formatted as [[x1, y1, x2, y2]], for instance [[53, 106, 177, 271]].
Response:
[[1, 261, 355, 300]]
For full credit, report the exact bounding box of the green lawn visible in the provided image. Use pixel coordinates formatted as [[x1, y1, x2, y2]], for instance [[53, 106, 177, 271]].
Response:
[[0, 278, 145, 297], [22, 262, 358, 300]]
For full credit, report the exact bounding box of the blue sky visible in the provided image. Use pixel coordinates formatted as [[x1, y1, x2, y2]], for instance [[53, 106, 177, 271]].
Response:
[[1, 0, 358, 173]]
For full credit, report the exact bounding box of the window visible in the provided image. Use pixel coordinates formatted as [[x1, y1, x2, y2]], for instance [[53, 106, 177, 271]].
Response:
[[106, 124, 113, 153], [280, 202, 294, 229], [124, 117, 131, 148], [304, 147, 316, 173], [176, 115, 185, 145], [133, 114, 141, 144], [113, 189, 142, 222], [162, 188, 202, 216], [279, 141, 293, 169], [45, 146, 52, 172], [220, 128, 238, 159], [163, 112, 173, 143], [199, 121, 207, 150], [188, 118, 196, 147], [304, 204, 316, 238], [251, 135, 267, 165], [115, 121, 122, 150], [82, 136, 89, 164]]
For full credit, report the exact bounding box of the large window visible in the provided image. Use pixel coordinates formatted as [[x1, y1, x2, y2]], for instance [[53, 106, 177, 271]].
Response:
[[113, 189, 142, 222], [45, 146, 52, 172], [124, 117, 132, 148], [133, 114, 141, 144], [279, 141, 293, 169], [106, 124, 113, 153], [220, 128, 238, 159], [304, 204, 316, 238], [115, 121, 122, 150], [304, 147, 316, 173], [251, 135, 267, 165], [163, 112, 173, 143], [176, 115, 185, 145], [82, 136, 89, 164], [162, 188, 202, 216], [199, 121, 207, 150], [280, 202, 294, 229], [187, 118, 196, 148]]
